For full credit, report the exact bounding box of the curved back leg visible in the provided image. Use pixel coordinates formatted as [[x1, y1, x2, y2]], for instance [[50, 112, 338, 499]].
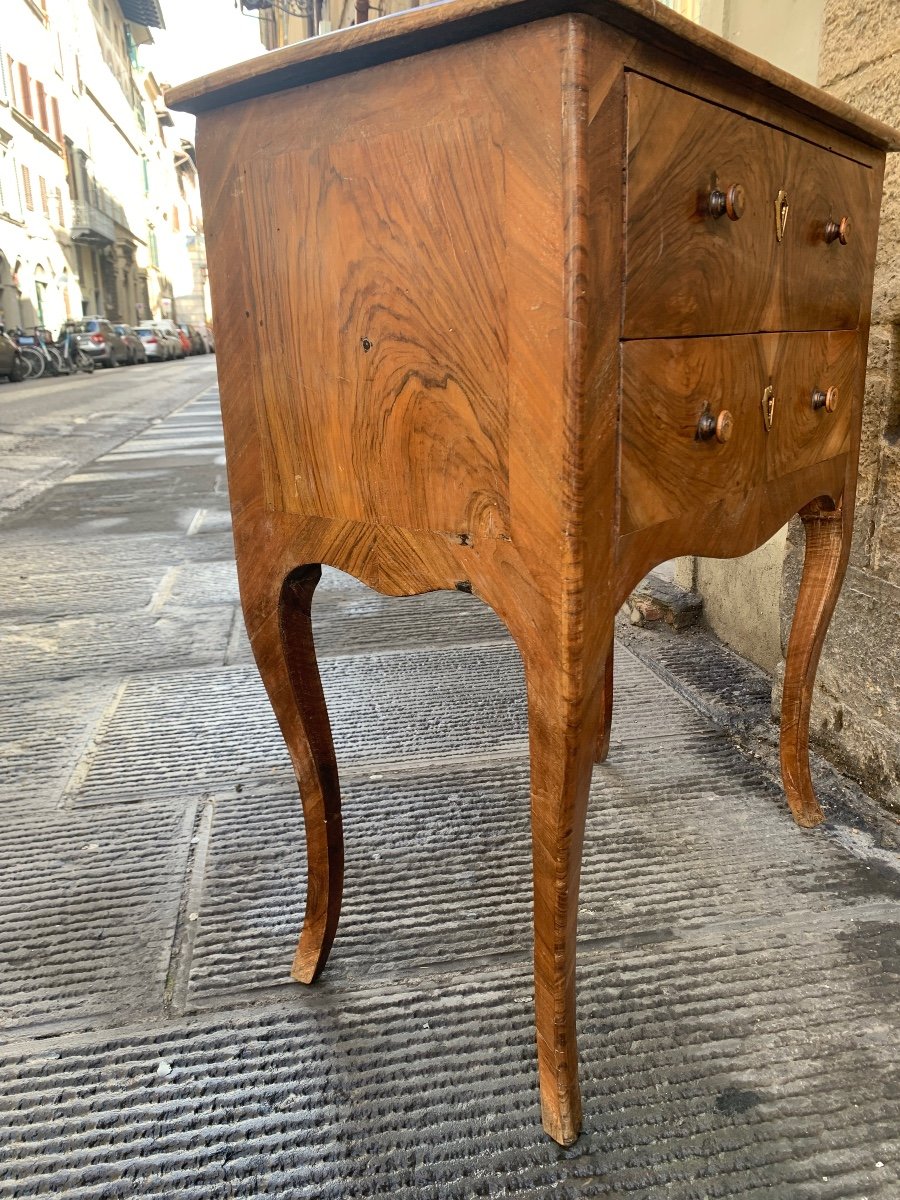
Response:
[[780, 499, 850, 829], [246, 563, 344, 983], [594, 642, 614, 763]]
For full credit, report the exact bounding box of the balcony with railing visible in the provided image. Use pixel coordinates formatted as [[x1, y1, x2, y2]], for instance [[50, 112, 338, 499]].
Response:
[[71, 201, 116, 244]]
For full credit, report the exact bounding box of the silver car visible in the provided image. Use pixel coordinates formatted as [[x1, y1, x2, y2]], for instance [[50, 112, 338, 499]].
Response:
[[135, 325, 171, 361], [72, 317, 129, 367]]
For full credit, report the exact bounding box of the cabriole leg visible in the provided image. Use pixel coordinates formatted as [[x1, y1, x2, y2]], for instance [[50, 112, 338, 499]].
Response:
[[595, 642, 614, 763], [246, 563, 344, 983], [780, 499, 850, 829], [524, 633, 609, 1145]]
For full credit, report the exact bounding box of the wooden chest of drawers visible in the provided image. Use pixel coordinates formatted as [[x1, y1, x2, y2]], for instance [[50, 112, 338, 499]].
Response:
[[168, 0, 899, 1148]]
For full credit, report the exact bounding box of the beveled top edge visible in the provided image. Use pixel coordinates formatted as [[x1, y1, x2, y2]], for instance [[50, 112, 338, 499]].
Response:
[[165, 0, 900, 151]]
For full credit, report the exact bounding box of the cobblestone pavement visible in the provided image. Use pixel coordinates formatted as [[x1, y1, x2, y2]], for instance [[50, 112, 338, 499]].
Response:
[[0, 363, 898, 1198]]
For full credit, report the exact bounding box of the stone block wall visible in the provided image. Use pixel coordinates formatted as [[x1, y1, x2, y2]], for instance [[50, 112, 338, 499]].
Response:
[[775, 1, 900, 811]]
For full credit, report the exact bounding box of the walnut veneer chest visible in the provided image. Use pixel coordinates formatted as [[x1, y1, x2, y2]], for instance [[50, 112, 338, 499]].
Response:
[[168, 0, 899, 1147]]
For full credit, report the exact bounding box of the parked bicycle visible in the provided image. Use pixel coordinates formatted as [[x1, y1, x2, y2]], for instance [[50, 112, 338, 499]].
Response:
[[8, 327, 66, 380], [56, 323, 96, 374]]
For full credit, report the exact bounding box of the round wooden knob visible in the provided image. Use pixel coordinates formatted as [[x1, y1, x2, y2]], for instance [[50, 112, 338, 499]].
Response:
[[812, 386, 839, 413], [825, 216, 851, 245], [697, 409, 734, 443], [709, 184, 745, 221]]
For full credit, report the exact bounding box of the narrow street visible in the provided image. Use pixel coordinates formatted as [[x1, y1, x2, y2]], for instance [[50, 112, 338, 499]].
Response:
[[0, 358, 219, 514], [0, 363, 899, 1196]]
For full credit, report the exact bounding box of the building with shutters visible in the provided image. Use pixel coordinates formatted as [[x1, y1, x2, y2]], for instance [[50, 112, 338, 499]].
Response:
[[242, 0, 412, 48], [0, 0, 75, 332], [0, 0, 208, 334]]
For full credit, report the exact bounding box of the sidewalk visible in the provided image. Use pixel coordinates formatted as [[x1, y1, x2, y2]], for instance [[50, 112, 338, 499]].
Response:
[[1, 384, 898, 1198]]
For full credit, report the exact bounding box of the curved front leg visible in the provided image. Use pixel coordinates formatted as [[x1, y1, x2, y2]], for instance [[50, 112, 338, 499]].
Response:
[[523, 628, 610, 1146], [247, 563, 344, 983], [780, 499, 850, 829]]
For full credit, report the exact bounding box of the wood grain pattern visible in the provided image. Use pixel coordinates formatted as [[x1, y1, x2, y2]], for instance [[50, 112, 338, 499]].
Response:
[[625, 76, 878, 338], [197, 24, 598, 1149], [177, 5, 888, 1152], [240, 117, 510, 538], [621, 332, 857, 534], [595, 644, 614, 763]]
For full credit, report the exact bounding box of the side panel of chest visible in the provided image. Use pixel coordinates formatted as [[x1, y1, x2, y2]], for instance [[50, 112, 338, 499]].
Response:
[[203, 22, 569, 547]]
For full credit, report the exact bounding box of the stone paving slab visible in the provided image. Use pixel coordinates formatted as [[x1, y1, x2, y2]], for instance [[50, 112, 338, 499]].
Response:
[[0, 921, 897, 1199], [0, 565, 168, 623], [0, 528, 237, 574], [184, 740, 900, 1006], [0, 362, 220, 513], [0, 799, 195, 1039], [63, 643, 718, 807], [226, 587, 510, 663], [0, 675, 122, 809], [0, 606, 235, 682]]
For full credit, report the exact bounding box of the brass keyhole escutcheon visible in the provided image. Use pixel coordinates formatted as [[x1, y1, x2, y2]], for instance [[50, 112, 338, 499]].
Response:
[[762, 385, 776, 431], [775, 189, 789, 243]]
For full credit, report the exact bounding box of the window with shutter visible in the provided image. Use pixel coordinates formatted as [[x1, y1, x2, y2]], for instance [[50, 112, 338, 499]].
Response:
[[39, 176, 49, 219], [18, 64, 33, 119], [36, 81, 49, 133], [22, 165, 33, 210], [0, 138, 22, 221], [51, 97, 62, 144], [7, 57, 16, 108], [56, 186, 64, 226]]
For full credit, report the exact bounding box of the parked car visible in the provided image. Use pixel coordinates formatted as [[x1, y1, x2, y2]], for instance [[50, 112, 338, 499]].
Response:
[[68, 317, 129, 367], [135, 325, 171, 361], [196, 324, 215, 354], [161, 328, 185, 359], [177, 323, 206, 355], [0, 331, 25, 382], [155, 320, 187, 359], [114, 324, 148, 364]]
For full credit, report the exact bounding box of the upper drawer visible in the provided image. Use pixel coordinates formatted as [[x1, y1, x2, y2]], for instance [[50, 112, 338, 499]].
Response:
[[624, 75, 877, 339]]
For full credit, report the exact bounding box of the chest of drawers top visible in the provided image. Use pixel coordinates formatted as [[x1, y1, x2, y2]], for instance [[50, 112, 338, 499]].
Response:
[[166, 0, 899, 156]]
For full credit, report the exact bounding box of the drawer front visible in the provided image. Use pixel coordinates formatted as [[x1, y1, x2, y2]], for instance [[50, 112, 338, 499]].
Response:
[[620, 332, 857, 535], [624, 75, 876, 339]]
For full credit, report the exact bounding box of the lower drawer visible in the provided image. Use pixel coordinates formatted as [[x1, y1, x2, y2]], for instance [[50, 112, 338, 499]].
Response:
[[619, 331, 858, 534]]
